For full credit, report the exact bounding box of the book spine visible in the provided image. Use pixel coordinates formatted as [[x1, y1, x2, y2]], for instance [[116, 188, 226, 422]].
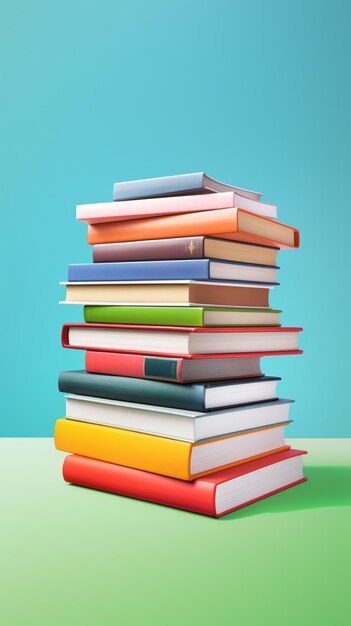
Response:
[[58, 371, 206, 411], [85, 351, 182, 382], [55, 419, 192, 480], [113, 173, 204, 201], [83, 306, 205, 326], [68, 260, 210, 282], [63, 455, 217, 515], [93, 237, 206, 262]]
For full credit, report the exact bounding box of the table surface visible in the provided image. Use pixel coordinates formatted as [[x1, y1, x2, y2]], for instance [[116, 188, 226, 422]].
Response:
[[1, 438, 350, 626]]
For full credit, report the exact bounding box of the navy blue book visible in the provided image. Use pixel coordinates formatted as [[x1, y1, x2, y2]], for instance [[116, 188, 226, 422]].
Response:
[[58, 371, 280, 411], [68, 259, 278, 284], [113, 172, 261, 202]]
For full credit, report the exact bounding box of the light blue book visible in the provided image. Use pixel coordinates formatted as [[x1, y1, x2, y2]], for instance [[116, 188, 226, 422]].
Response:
[[113, 172, 262, 202]]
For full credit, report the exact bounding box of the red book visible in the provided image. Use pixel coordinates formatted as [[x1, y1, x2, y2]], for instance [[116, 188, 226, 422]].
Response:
[[62, 324, 303, 357], [62, 449, 307, 517], [85, 350, 302, 383]]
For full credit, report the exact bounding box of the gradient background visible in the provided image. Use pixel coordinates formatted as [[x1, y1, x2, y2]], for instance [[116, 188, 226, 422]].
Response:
[[1, 0, 350, 436]]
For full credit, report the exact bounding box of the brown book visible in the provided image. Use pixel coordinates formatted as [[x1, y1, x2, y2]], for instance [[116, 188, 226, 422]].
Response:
[[62, 281, 270, 307], [93, 236, 279, 266]]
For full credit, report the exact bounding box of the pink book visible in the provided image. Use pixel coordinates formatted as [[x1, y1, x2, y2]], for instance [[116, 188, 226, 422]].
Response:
[[76, 191, 277, 225]]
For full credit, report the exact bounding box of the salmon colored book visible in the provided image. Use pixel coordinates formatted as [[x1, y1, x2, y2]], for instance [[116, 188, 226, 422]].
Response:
[[84, 350, 302, 383], [54, 418, 289, 481], [87, 207, 299, 249]]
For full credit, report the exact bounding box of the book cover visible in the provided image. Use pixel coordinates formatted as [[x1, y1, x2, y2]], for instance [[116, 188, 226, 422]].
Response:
[[65, 396, 292, 442], [55, 418, 289, 480], [68, 259, 278, 284], [77, 191, 276, 224], [84, 351, 301, 383], [62, 281, 272, 308], [58, 370, 279, 411], [92, 236, 279, 265], [62, 449, 307, 517], [87, 207, 299, 248], [112, 172, 262, 202], [83, 305, 281, 327], [62, 323, 303, 357]]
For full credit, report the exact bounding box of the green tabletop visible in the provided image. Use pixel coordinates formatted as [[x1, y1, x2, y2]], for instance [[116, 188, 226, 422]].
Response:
[[1, 439, 350, 626]]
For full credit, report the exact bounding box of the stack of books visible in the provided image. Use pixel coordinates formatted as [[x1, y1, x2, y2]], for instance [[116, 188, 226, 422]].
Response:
[[55, 173, 306, 517]]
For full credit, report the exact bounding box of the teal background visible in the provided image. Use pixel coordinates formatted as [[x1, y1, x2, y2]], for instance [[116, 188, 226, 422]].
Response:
[[1, 0, 350, 436]]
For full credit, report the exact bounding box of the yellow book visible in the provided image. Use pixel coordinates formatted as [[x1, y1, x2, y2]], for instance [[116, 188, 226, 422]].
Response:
[[55, 419, 289, 481]]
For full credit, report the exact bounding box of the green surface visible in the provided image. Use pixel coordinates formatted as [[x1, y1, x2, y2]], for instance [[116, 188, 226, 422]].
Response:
[[1, 439, 350, 626]]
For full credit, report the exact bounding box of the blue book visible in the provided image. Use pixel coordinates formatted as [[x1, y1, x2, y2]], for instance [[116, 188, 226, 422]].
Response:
[[113, 172, 261, 202], [68, 259, 278, 284]]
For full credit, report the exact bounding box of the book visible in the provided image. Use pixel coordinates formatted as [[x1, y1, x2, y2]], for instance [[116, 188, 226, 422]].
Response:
[[93, 237, 279, 266], [58, 371, 280, 411], [62, 324, 302, 356], [83, 306, 281, 327], [68, 259, 278, 285], [85, 351, 302, 384], [61, 281, 271, 307], [87, 208, 299, 248], [54, 418, 289, 480], [77, 191, 277, 224], [65, 396, 292, 442], [112, 172, 262, 202], [62, 449, 307, 517]]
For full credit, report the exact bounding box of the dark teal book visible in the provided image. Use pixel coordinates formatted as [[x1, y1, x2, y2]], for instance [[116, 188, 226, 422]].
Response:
[[58, 371, 280, 411]]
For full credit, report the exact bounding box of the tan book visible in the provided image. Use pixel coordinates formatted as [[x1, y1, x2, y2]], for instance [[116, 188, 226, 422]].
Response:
[[61, 281, 271, 307]]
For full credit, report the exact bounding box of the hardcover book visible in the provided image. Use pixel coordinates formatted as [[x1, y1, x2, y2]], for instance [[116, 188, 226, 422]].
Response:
[[85, 351, 303, 383], [62, 449, 307, 517], [83, 305, 281, 327], [61, 281, 272, 307], [68, 259, 278, 285], [54, 418, 289, 480], [62, 324, 302, 356], [77, 191, 277, 224], [87, 207, 299, 248], [58, 371, 280, 411], [112, 172, 262, 202], [92, 237, 279, 266], [64, 395, 292, 442]]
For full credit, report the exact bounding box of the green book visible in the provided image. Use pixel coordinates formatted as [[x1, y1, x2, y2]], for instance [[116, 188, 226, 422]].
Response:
[[84, 306, 281, 327]]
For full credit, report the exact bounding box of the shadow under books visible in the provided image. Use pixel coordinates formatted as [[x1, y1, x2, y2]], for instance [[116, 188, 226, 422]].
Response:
[[221, 465, 351, 522], [68, 465, 351, 520]]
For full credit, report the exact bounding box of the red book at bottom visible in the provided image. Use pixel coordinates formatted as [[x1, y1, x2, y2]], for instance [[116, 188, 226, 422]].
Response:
[[62, 449, 307, 517]]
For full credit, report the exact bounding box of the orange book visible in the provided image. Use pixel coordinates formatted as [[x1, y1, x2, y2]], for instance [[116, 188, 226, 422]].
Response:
[[87, 207, 299, 248]]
